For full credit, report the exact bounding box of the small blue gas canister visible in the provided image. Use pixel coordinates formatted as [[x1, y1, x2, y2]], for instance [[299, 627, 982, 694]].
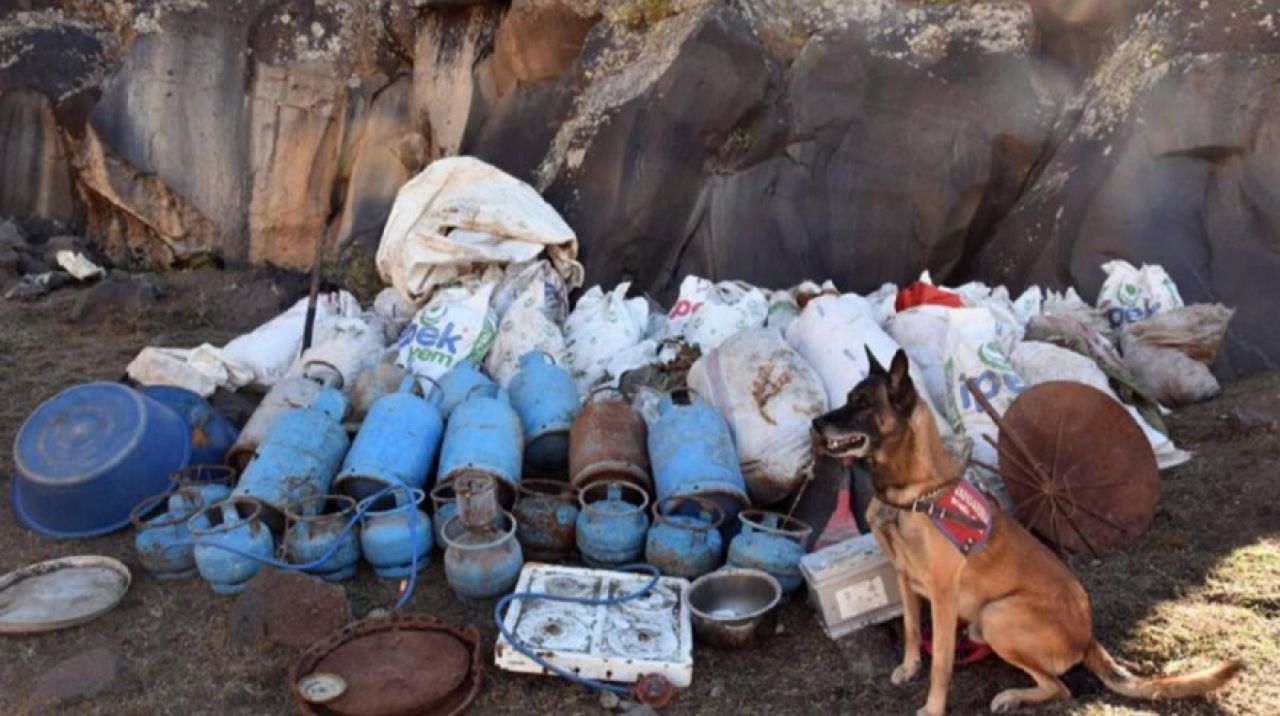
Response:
[[359, 488, 432, 578], [169, 464, 236, 516], [575, 481, 650, 568], [233, 385, 350, 532], [189, 497, 274, 595], [649, 389, 749, 526], [140, 385, 239, 467], [435, 360, 497, 418], [437, 389, 523, 504], [131, 489, 202, 580], [334, 376, 444, 502], [442, 511, 524, 600], [508, 351, 581, 474], [645, 496, 724, 580], [284, 495, 360, 582], [726, 510, 812, 594]]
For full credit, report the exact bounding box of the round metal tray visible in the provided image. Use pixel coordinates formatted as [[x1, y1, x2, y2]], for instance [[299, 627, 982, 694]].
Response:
[[0, 556, 131, 634], [290, 614, 482, 716]]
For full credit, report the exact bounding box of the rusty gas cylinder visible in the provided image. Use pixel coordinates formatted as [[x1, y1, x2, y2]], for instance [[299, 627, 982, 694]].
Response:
[[569, 388, 652, 495]]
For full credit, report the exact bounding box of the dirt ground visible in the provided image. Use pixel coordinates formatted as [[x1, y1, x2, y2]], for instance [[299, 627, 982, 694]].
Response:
[[1, 269, 1277, 716]]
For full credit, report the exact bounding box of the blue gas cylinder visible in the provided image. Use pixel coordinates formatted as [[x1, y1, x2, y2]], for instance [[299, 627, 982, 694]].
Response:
[[575, 481, 650, 568], [359, 488, 432, 578], [189, 497, 274, 595], [334, 376, 444, 502], [435, 360, 497, 418], [726, 510, 812, 594], [233, 385, 350, 532], [437, 389, 523, 504], [284, 495, 361, 582], [508, 351, 581, 474], [645, 496, 724, 580], [648, 389, 749, 526], [442, 511, 523, 600]]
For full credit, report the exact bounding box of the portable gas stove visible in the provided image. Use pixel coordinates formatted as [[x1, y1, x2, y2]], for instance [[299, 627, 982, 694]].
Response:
[[495, 564, 693, 687]]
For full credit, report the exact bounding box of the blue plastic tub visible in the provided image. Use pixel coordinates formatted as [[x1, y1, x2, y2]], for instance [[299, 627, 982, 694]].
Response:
[[12, 382, 192, 538], [140, 385, 239, 467]]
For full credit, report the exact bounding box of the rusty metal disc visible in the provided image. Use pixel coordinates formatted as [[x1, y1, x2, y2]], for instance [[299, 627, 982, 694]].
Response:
[[291, 615, 482, 716], [997, 381, 1159, 556]]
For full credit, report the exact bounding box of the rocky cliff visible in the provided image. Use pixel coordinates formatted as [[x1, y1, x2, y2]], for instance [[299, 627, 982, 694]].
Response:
[[1, 0, 1278, 376]]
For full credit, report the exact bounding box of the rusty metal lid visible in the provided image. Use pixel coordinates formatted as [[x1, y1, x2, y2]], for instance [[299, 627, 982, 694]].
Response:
[[291, 615, 482, 716], [998, 382, 1160, 556]]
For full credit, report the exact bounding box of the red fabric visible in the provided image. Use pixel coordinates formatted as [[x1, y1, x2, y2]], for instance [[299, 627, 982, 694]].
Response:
[[895, 282, 964, 311], [929, 479, 994, 555]]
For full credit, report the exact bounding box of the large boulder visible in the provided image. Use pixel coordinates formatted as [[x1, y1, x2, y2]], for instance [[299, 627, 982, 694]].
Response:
[[973, 0, 1280, 377], [512, 1, 1053, 297]]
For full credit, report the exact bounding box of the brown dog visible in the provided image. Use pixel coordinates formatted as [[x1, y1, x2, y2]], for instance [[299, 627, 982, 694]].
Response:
[[812, 349, 1241, 715]]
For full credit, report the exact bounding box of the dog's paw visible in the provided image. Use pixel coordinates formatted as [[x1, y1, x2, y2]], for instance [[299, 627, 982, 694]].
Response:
[[891, 660, 921, 685], [990, 690, 1021, 713]]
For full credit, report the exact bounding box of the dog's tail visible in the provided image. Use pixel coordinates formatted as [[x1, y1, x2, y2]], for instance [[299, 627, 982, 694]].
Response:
[[1083, 640, 1242, 700]]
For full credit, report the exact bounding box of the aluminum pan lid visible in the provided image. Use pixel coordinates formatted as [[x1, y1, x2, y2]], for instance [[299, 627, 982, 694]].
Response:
[[0, 556, 131, 634]]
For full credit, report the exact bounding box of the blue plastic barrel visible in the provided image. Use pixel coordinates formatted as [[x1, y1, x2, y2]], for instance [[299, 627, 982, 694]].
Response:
[[12, 382, 191, 538]]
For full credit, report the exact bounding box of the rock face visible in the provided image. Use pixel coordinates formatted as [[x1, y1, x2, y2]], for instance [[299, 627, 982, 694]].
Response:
[[1, 0, 1278, 375]]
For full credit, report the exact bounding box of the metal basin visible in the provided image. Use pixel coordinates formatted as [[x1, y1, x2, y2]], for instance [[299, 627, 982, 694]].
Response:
[[685, 568, 781, 649]]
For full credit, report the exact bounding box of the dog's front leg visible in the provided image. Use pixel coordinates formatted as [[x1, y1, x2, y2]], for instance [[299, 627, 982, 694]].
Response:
[[892, 570, 922, 685], [919, 587, 958, 716]]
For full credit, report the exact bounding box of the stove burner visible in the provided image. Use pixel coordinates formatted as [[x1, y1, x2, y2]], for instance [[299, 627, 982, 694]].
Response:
[[535, 575, 596, 599], [606, 621, 678, 660], [615, 583, 678, 616], [516, 612, 591, 651]]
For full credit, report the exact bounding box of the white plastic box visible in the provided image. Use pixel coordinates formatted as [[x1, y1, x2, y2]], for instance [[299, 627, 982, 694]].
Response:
[[800, 532, 903, 639]]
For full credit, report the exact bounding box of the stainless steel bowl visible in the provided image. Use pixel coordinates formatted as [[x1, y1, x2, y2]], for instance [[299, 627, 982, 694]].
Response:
[[685, 568, 782, 649]]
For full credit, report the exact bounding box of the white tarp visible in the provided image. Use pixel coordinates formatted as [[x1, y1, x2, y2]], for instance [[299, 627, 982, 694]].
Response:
[[376, 157, 584, 305]]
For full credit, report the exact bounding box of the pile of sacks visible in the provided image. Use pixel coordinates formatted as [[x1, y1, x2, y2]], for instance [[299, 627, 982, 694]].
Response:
[[125, 157, 1233, 516]]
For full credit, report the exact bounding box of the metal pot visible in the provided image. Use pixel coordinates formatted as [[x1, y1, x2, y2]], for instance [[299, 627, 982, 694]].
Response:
[[686, 568, 782, 649]]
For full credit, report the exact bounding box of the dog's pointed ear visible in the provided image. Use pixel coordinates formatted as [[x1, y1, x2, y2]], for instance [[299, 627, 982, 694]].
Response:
[[888, 349, 916, 414], [866, 346, 886, 376]]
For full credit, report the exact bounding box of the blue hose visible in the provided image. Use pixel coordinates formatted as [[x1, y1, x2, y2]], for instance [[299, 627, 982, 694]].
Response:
[[177, 484, 423, 610], [494, 563, 661, 696]]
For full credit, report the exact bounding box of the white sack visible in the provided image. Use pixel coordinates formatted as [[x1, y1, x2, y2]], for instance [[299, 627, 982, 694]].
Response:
[[665, 276, 769, 351], [785, 294, 952, 438], [1096, 260, 1184, 332], [376, 157, 584, 305], [222, 291, 362, 388], [867, 282, 899, 328], [372, 287, 417, 338], [491, 260, 568, 323], [939, 307, 1027, 507], [688, 329, 828, 505], [886, 305, 952, 410], [127, 344, 255, 397], [564, 283, 651, 393], [487, 283, 568, 387], [1010, 341, 1191, 470], [396, 276, 498, 392], [288, 315, 388, 390]]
